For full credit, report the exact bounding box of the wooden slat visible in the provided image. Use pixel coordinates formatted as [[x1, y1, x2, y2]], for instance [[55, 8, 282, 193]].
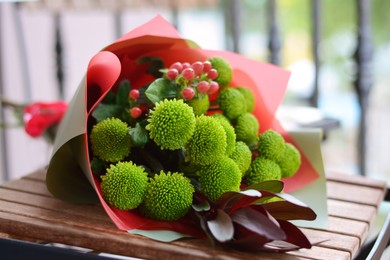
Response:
[[287, 245, 351, 260], [328, 199, 377, 225], [22, 168, 47, 181], [326, 172, 387, 191], [1, 178, 52, 197], [327, 181, 385, 206], [0, 188, 108, 222], [0, 169, 387, 259], [301, 229, 359, 258], [327, 216, 368, 246]]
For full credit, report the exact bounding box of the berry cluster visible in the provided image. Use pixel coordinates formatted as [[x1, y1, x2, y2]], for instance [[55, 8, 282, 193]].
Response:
[[166, 61, 220, 100]]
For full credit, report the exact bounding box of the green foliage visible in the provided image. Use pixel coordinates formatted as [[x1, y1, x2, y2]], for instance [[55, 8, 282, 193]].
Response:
[[186, 115, 227, 165], [146, 99, 195, 150], [277, 143, 301, 178], [234, 112, 259, 146], [257, 130, 285, 161], [246, 157, 282, 186], [145, 78, 179, 104], [141, 171, 194, 221], [229, 141, 252, 177], [197, 157, 242, 201], [101, 161, 148, 210], [208, 57, 233, 86], [217, 87, 247, 121], [90, 117, 131, 162]]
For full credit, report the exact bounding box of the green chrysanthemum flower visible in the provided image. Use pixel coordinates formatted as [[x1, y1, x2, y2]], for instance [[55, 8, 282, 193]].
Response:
[[101, 161, 148, 210], [141, 171, 194, 221], [217, 87, 246, 121], [90, 117, 131, 162], [187, 94, 210, 116], [257, 130, 286, 161], [246, 157, 281, 186], [278, 143, 301, 178], [208, 57, 233, 86], [213, 114, 236, 156], [229, 141, 252, 177], [235, 113, 259, 146], [146, 99, 195, 150], [197, 157, 241, 201], [186, 115, 227, 165], [237, 87, 255, 112]]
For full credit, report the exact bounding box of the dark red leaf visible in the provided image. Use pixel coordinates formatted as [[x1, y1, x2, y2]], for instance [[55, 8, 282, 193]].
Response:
[[216, 190, 262, 212], [262, 201, 317, 221], [231, 208, 286, 241], [227, 223, 270, 251], [277, 219, 312, 249]]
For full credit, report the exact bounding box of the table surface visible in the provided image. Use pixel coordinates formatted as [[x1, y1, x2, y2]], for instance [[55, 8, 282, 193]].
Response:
[[0, 169, 387, 260]]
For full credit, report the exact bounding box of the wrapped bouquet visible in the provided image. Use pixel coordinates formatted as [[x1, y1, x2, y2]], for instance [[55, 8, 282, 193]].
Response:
[[46, 16, 324, 252]]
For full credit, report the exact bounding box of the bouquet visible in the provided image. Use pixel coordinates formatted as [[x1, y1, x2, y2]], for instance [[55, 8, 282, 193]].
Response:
[[47, 16, 324, 252]]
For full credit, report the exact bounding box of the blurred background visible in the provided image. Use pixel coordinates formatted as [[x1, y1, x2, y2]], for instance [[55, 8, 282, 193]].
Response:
[[0, 0, 389, 185]]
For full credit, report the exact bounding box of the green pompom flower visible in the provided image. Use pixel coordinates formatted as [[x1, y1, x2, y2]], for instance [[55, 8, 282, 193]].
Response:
[[278, 143, 301, 178], [235, 113, 259, 146], [146, 99, 195, 150], [257, 130, 286, 161], [246, 157, 281, 186], [208, 57, 233, 86], [237, 87, 255, 112], [187, 94, 210, 116], [229, 141, 252, 177], [141, 171, 194, 221], [90, 117, 131, 162], [217, 87, 246, 121], [186, 115, 227, 165], [198, 157, 241, 201], [213, 114, 236, 156], [101, 161, 148, 210]]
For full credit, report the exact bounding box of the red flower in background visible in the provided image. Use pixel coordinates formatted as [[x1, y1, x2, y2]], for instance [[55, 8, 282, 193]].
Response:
[[23, 101, 67, 138]]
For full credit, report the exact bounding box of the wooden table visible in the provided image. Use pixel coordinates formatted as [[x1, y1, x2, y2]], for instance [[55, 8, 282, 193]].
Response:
[[0, 169, 387, 260]]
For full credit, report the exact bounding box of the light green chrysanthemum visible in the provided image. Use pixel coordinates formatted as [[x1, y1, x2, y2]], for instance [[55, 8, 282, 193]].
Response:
[[141, 171, 194, 221], [257, 130, 286, 161], [246, 157, 281, 186], [90, 117, 131, 162], [213, 114, 236, 156], [235, 113, 259, 146], [186, 115, 227, 165], [208, 57, 233, 86], [217, 87, 247, 121], [237, 87, 255, 112], [187, 94, 210, 116], [278, 143, 301, 178], [146, 99, 195, 150], [229, 141, 252, 177], [197, 157, 241, 201], [101, 161, 148, 210]]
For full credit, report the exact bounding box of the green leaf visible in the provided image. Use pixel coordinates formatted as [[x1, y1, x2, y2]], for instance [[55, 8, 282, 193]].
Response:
[[128, 123, 149, 148], [115, 80, 131, 106], [90, 157, 106, 174], [243, 180, 284, 193], [137, 56, 164, 78], [91, 103, 124, 122], [145, 78, 178, 104]]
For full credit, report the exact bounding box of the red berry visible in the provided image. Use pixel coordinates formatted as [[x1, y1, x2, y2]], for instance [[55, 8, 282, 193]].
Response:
[[208, 69, 218, 80], [130, 107, 142, 118], [167, 68, 179, 80], [129, 89, 140, 100], [208, 81, 219, 95], [182, 87, 195, 100], [197, 81, 210, 93], [191, 61, 204, 75], [182, 68, 195, 81], [182, 62, 191, 70], [170, 62, 183, 72], [203, 61, 212, 73]]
